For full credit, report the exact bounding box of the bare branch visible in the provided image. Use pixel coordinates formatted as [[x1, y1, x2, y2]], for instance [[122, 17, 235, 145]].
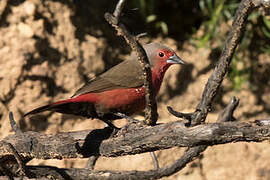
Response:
[[104, 0, 158, 126], [85, 155, 99, 170], [0, 146, 207, 180], [255, 119, 270, 126], [167, 106, 193, 126], [153, 145, 207, 179], [195, 0, 255, 124], [252, 0, 270, 7], [165, 1, 256, 170], [217, 96, 239, 122], [113, 0, 125, 20], [0, 0, 268, 179], [166, 96, 240, 176], [150, 152, 159, 170], [9, 112, 22, 135], [1, 120, 270, 161], [3, 142, 33, 178]]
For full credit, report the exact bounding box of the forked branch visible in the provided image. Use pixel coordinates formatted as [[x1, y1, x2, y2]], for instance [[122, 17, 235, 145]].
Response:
[[0, 0, 268, 179], [104, 0, 158, 126]]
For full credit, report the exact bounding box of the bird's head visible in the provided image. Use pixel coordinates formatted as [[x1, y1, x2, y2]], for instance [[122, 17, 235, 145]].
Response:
[[143, 42, 185, 72]]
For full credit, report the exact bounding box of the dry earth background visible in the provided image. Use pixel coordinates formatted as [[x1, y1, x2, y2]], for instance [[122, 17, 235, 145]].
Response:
[[0, 0, 270, 179]]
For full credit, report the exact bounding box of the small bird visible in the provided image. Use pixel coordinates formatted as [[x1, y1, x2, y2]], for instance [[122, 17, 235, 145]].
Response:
[[24, 43, 185, 127]]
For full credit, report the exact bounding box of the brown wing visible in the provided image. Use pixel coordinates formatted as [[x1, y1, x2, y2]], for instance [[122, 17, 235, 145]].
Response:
[[72, 59, 144, 97]]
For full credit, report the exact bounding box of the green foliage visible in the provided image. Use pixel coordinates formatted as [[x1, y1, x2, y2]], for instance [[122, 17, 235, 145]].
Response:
[[198, 0, 228, 47], [261, 17, 270, 55], [132, 0, 270, 90], [262, 16, 270, 38], [197, 0, 240, 47], [197, 0, 270, 90], [229, 55, 251, 91], [132, 0, 168, 34]]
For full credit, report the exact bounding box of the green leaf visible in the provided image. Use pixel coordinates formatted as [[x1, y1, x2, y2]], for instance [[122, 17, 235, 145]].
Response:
[[160, 22, 168, 34], [146, 14, 156, 23], [263, 16, 270, 29], [262, 26, 270, 38]]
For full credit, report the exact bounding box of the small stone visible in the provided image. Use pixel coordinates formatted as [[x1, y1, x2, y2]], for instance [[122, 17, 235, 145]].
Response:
[[18, 23, 34, 38], [23, 1, 35, 16]]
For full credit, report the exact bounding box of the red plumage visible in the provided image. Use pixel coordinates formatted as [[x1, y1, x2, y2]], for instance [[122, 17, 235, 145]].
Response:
[[24, 43, 185, 125]]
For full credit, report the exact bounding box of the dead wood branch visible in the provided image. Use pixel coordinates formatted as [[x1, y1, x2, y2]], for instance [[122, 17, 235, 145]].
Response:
[[1, 116, 270, 179], [104, 0, 158, 126], [217, 96, 239, 122], [1, 119, 270, 160], [0, 0, 269, 179], [3, 145, 206, 180], [166, 1, 255, 175], [192, 0, 255, 125]]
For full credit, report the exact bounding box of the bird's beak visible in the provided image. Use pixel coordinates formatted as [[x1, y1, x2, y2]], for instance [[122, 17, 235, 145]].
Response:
[[167, 53, 185, 65]]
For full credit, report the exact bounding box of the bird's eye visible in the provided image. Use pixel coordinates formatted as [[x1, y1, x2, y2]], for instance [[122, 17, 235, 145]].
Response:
[[159, 52, 164, 57]]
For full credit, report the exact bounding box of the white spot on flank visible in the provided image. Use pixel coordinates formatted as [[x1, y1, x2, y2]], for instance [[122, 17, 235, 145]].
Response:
[[135, 88, 141, 93]]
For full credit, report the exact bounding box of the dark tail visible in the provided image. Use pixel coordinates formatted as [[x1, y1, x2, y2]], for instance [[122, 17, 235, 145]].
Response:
[[24, 104, 54, 117], [24, 97, 98, 118], [24, 99, 73, 117]]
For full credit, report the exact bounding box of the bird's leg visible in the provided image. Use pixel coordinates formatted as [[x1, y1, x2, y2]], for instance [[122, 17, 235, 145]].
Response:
[[102, 120, 121, 138], [150, 151, 159, 169], [114, 112, 140, 124], [96, 110, 120, 130], [85, 155, 99, 170], [113, 112, 144, 137], [103, 120, 119, 130]]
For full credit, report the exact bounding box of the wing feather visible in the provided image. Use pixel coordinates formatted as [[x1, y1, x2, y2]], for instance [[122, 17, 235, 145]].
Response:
[[72, 59, 144, 97]]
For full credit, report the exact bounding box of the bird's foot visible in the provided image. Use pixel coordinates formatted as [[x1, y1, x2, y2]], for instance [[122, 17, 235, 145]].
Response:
[[114, 112, 141, 124], [113, 113, 144, 137], [103, 121, 120, 138]]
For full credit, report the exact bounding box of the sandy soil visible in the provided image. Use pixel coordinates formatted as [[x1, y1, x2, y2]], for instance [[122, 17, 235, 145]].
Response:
[[1, 1, 270, 179]]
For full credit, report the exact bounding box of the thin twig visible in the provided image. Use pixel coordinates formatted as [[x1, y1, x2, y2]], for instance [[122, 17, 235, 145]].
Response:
[[167, 106, 193, 126], [105, 0, 158, 126], [152, 146, 207, 179], [113, 0, 125, 20], [4, 142, 31, 177], [252, 0, 270, 7], [0, 146, 207, 180], [9, 112, 22, 135], [217, 96, 239, 122], [255, 119, 270, 126], [195, 0, 255, 125], [150, 152, 159, 170], [85, 156, 99, 170], [136, 32, 148, 40]]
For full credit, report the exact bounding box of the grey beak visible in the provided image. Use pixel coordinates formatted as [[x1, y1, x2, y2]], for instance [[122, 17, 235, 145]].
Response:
[[167, 53, 185, 65]]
